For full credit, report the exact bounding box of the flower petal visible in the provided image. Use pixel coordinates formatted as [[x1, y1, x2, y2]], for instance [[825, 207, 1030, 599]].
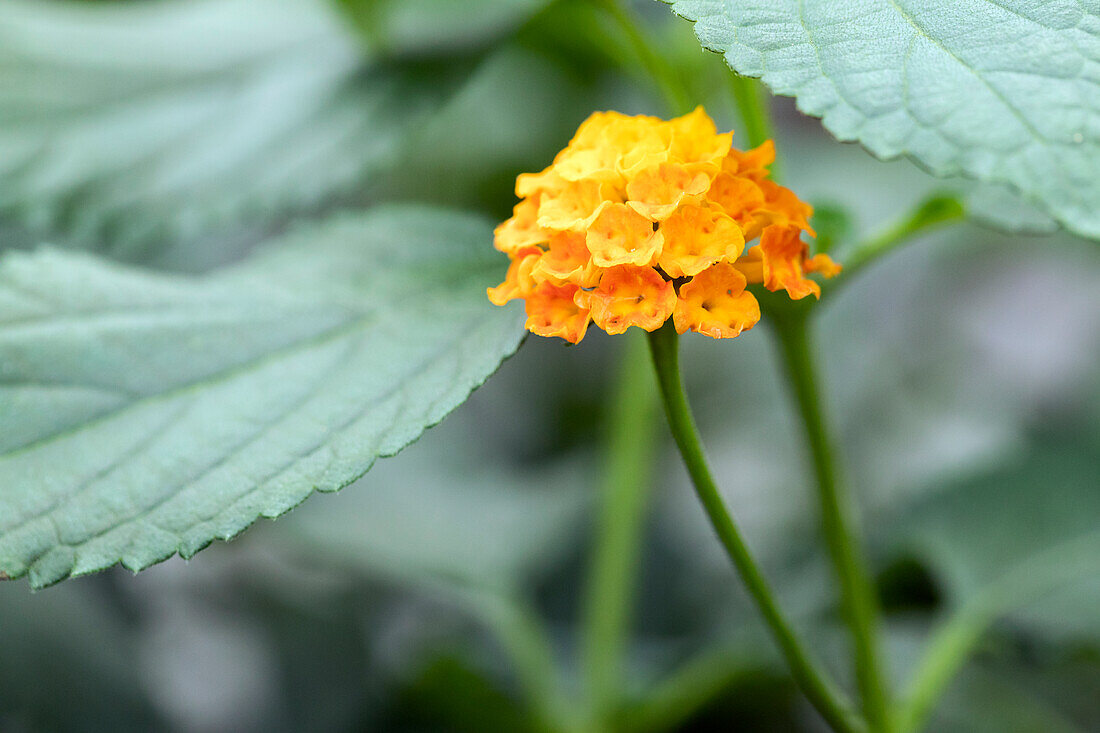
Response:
[[673, 262, 760, 339], [575, 265, 676, 334], [585, 202, 663, 267], [525, 281, 592, 344], [657, 204, 745, 278]]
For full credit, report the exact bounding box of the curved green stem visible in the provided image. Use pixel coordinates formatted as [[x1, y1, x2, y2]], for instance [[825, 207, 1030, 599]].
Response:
[[459, 589, 577, 733], [770, 314, 892, 732], [837, 194, 965, 286], [647, 323, 865, 733], [599, 0, 694, 115], [728, 75, 781, 179], [897, 529, 1100, 733], [582, 332, 658, 726]]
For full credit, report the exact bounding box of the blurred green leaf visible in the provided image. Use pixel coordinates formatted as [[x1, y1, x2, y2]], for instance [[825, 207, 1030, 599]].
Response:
[[890, 434, 1100, 628], [0, 0, 452, 257], [887, 433, 1100, 731], [0, 205, 524, 588], [283, 442, 589, 594], [661, 0, 1100, 240], [0, 580, 165, 731], [335, 0, 550, 57], [931, 663, 1096, 733], [382, 656, 541, 733]]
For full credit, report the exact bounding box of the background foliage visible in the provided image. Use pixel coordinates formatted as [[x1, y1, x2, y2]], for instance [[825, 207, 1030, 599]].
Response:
[[0, 0, 1097, 731]]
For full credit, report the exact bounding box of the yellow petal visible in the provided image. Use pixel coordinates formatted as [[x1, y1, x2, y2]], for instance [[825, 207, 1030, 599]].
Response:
[[625, 163, 712, 222], [585, 203, 663, 267], [657, 204, 745, 278]]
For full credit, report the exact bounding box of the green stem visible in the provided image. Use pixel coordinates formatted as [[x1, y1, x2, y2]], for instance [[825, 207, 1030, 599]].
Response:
[[646, 322, 865, 733], [581, 332, 659, 727], [728, 75, 780, 179], [839, 195, 965, 283], [770, 314, 891, 732], [599, 0, 694, 115], [460, 590, 577, 733]]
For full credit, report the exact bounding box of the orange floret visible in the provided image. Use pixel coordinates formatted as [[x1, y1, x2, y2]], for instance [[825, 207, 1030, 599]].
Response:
[[586, 203, 663, 268], [759, 224, 822, 300], [488, 246, 542, 306], [534, 231, 601, 287], [525, 281, 591, 344], [657, 204, 744, 278], [575, 265, 676, 335], [673, 263, 760, 339], [489, 106, 836, 343], [722, 139, 775, 180], [759, 180, 816, 236], [626, 163, 712, 221], [806, 253, 842, 278]]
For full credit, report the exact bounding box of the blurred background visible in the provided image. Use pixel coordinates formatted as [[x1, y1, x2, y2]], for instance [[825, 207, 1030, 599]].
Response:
[[1, 0, 1098, 731]]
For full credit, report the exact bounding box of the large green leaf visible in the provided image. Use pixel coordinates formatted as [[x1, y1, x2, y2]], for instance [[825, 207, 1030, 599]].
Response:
[[661, 0, 1100, 239], [0, 0, 450, 256], [0, 205, 524, 588]]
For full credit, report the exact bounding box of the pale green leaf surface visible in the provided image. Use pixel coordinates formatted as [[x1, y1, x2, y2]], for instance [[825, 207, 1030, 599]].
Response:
[[0, 0, 442, 255], [662, 0, 1100, 239], [0, 205, 524, 588]]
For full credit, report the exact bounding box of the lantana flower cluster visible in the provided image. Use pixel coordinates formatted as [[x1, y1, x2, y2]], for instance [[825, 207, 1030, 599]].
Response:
[[488, 107, 839, 344]]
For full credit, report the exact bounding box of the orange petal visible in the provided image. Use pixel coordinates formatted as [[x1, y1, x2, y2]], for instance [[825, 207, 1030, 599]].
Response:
[[759, 224, 820, 300], [657, 204, 745, 278], [722, 139, 775, 179], [759, 179, 816, 237], [533, 231, 600, 287], [576, 265, 676, 335], [732, 246, 764, 284], [707, 172, 769, 237], [585, 202, 663, 267], [524, 281, 592, 344], [673, 262, 761, 339], [488, 246, 543, 306], [806, 253, 842, 278]]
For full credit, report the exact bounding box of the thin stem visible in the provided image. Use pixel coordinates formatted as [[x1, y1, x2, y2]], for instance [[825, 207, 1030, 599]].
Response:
[[839, 195, 965, 283], [897, 529, 1100, 733], [728, 74, 781, 180], [599, 0, 694, 115], [770, 314, 891, 732], [459, 589, 578, 733], [581, 332, 659, 726], [646, 323, 865, 733], [622, 643, 748, 733]]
